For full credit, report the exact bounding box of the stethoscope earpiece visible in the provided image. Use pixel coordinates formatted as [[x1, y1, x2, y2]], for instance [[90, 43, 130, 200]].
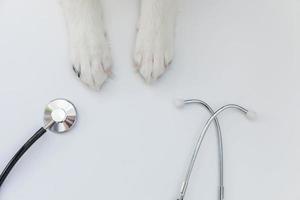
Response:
[[246, 110, 257, 121]]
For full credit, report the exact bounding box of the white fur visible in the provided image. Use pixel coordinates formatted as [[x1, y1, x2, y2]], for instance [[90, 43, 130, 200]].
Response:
[[61, 0, 177, 89], [134, 0, 177, 83], [61, 0, 112, 90]]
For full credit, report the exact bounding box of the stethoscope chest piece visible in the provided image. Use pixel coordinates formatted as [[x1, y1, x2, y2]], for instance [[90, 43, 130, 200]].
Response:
[[44, 99, 77, 133]]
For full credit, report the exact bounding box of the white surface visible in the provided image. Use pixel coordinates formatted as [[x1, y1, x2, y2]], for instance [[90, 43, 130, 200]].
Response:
[[0, 0, 299, 199]]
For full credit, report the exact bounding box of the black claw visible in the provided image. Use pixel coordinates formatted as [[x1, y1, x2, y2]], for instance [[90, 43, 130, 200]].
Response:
[[72, 65, 81, 78]]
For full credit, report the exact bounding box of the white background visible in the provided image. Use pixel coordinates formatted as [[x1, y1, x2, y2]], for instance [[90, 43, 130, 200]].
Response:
[[0, 0, 299, 199]]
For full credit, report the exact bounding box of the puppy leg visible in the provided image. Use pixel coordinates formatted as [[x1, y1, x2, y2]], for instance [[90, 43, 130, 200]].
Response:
[[134, 0, 177, 83], [61, 0, 112, 90]]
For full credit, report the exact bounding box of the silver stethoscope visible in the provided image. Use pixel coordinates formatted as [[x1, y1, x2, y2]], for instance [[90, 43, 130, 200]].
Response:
[[174, 99, 256, 200], [0, 98, 255, 200]]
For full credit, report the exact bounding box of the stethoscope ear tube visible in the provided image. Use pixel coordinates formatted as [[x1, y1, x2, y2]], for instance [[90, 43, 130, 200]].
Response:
[[175, 99, 256, 200], [0, 127, 48, 188]]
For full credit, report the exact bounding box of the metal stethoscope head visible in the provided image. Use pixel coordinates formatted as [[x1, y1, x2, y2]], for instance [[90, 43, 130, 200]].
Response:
[[174, 99, 256, 200], [0, 99, 77, 189], [44, 99, 77, 133]]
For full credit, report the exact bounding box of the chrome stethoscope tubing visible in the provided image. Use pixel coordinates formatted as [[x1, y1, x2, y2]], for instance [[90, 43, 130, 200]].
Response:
[[176, 99, 255, 200], [176, 99, 224, 200]]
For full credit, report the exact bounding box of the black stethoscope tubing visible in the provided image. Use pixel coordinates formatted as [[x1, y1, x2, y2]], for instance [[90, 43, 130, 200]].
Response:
[[0, 127, 47, 188]]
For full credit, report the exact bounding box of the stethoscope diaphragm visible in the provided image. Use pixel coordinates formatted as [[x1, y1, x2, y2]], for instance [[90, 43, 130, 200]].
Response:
[[44, 99, 77, 133]]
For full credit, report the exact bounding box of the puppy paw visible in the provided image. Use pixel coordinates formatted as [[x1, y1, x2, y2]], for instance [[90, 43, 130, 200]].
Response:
[[133, 0, 176, 83], [61, 0, 112, 90], [71, 41, 112, 90], [134, 26, 174, 83]]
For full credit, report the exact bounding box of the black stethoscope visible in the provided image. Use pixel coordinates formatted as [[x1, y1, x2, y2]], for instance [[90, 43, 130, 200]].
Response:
[[0, 99, 77, 189]]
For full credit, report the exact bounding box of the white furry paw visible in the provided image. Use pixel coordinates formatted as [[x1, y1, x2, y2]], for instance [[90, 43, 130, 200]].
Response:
[[61, 0, 112, 90], [71, 41, 112, 90], [134, 20, 174, 83]]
